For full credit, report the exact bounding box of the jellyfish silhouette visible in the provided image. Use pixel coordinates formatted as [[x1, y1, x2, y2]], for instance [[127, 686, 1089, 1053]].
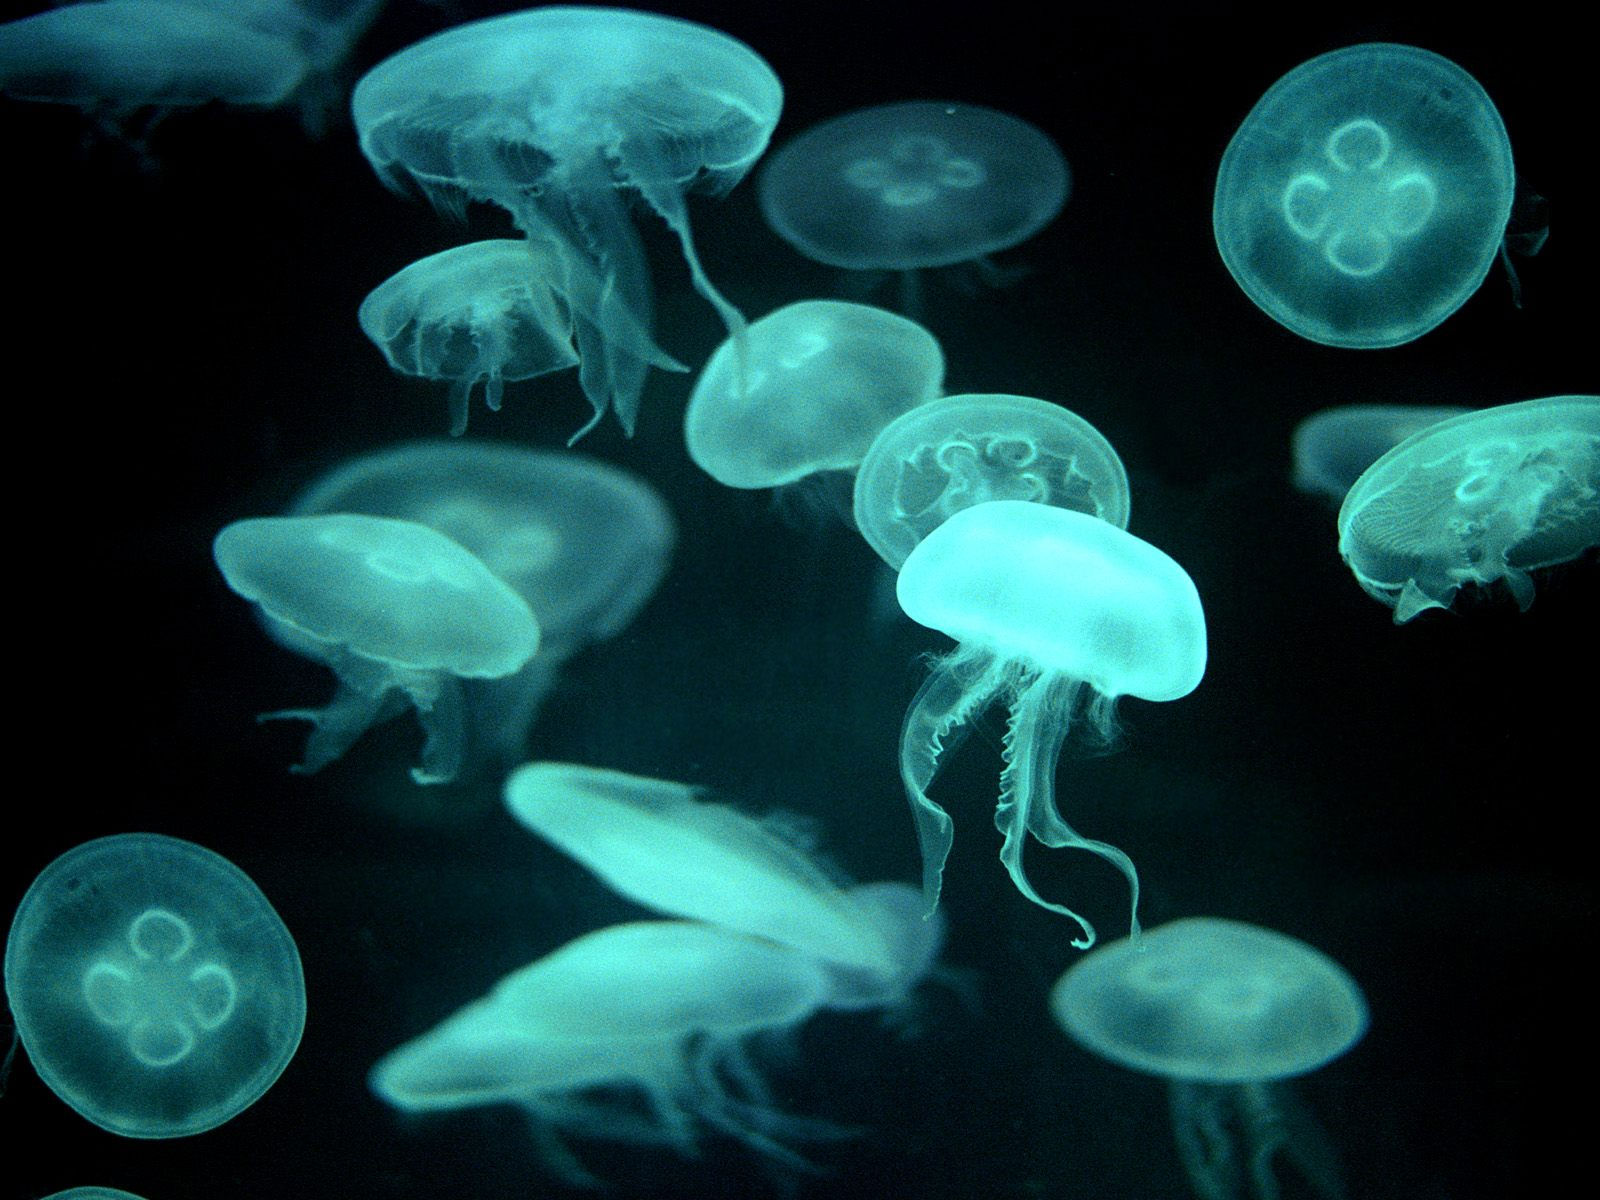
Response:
[[351, 7, 781, 438], [895, 500, 1205, 946], [5, 834, 305, 1138], [1215, 43, 1515, 347], [1052, 918, 1369, 1200]]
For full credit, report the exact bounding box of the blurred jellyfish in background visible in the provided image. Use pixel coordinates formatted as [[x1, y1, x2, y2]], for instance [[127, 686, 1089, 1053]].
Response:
[[351, 6, 782, 438], [1215, 43, 1516, 348], [1052, 918, 1368, 1200], [5, 834, 305, 1138], [685, 300, 944, 508], [286, 442, 674, 767], [896, 500, 1206, 945], [1291, 404, 1471, 504], [213, 513, 541, 783], [370, 921, 853, 1186], [357, 239, 685, 438], [1337, 395, 1600, 621], [855, 393, 1129, 570], [758, 101, 1068, 306]]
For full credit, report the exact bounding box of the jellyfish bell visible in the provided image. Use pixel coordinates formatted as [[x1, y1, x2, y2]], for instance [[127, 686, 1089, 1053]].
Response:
[[896, 500, 1205, 946], [1214, 43, 1516, 347], [4, 834, 305, 1138], [1337, 395, 1600, 621]]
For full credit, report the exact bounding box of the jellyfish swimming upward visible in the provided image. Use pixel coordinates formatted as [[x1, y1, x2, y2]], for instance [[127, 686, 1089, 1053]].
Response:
[[896, 500, 1206, 946], [351, 6, 782, 438]]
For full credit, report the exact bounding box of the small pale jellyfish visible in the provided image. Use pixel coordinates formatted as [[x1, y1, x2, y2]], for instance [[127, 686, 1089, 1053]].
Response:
[[1214, 43, 1515, 347], [359, 239, 684, 440], [351, 7, 781, 437], [685, 300, 944, 491], [43, 1188, 151, 1200], [4, 834, 305, 1138], [286, 442, 672, 764], [213, 514, 541, 783], [855, 393, 1129, 569], [1051, 918, 1368, 1200], [896, 500, 1206, 946], [1291, 404, 1470, 504], [369, 921, 845, 1185], [759, 101, 1069, 293], [1337, 395, 1600, 621]]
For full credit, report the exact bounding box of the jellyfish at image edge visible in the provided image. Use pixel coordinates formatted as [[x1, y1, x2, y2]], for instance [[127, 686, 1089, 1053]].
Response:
[[213, 514, 541, 783], [1337, 395, 1600, 621], [370, 921, 851, 1185], [1052, 918, 1369, 1200], [759, 101, 1068, 306], [4, 834, 305, 1138], [1214, 43, 1515, 348], [896, 500, 1205, 946], [1291, 404, 1470, 505], [286, 442, 672, 766], [351, 7, 781, 438], [685, 300, 944, 491], [855, 392, 1129, 569], [42, 1188, 151, 1200]]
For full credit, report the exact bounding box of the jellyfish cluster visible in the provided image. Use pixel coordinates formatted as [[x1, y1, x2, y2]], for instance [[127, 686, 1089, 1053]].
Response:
[[1, 4, 1591, 1200]]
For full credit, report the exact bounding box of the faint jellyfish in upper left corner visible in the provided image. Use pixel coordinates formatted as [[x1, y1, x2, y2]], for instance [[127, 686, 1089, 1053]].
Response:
[[213, 513, 541, 784], [5, 834, 305, 1139]]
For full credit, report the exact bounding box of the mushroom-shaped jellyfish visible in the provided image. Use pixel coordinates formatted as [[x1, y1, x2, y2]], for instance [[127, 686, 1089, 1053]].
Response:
[[855, 393, 1129, 570], [1051, 918, 1368, 1200], [896, 500, 1206, 946], [685, 299, 944, 495], [213, 514, 541, 784], [369, 921, 845, 1185], [758, 101, 1068, 303], [1291, 404, 1469, 504], [1214, 43, 1515, 348], [351, 7, 781, 435], [358, 239, 684, 439], [504, 763, 928, 991], [286, 442, 672, 765], [4, 834, 305, 1138], [1337, 395, 1600, 621]]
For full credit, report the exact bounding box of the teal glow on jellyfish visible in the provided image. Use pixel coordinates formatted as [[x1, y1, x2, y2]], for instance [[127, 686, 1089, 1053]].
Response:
[[896, 501, 1205, 946], [1052, 918, 1369, 1200], [1337, 395, 1600, 621], [359, 240, 685, 438], [685, 300, 944, 489], [1291, 404, 1470, 505], [213, 514, 541, 783], [759, 101, 1068, 273], [1215, 44, 1515, 347], [855, 393, 1130, 569], [351, 7, 781, 438], [4, 834, 305, 1138], [42, 1188, 150, 1200]]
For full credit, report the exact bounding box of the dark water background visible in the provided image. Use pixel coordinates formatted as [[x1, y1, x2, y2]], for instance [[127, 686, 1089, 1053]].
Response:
[[1, 2, 1593, 1197]]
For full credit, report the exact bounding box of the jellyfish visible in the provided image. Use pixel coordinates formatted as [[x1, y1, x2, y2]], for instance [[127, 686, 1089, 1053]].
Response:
[[1291, 404, 1470, 504], [370, 921, 846, 1185], [895, 500, 1206, 946], [1051, 918, 1369, 1200], [1337, 395, 1600, 621], [1214, 43, 1516, 348], [351, 7, 782, 437], [685, 300, 944, 491], [854, 393, 1129, 569], [42, 1188, 150, 1200], [286, 442, 672, 764], [358, 239, 685, 439], [213, 514, 541, 783], [4, 834, 305, 1138], [758, 101, 1068, 304]]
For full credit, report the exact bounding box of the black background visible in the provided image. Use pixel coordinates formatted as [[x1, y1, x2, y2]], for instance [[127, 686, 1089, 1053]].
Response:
[[1, 2, 1594, 1198]]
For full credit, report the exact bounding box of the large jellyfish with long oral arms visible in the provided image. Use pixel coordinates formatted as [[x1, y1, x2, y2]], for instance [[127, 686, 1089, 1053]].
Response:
[[895, 500, 1206, 946], [350, 6, 782, 439]]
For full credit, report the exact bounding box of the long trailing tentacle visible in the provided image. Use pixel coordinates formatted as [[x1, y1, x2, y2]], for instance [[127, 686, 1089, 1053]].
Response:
[[996, 673, 1140, 949], [900, 645, 1009, 914]]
